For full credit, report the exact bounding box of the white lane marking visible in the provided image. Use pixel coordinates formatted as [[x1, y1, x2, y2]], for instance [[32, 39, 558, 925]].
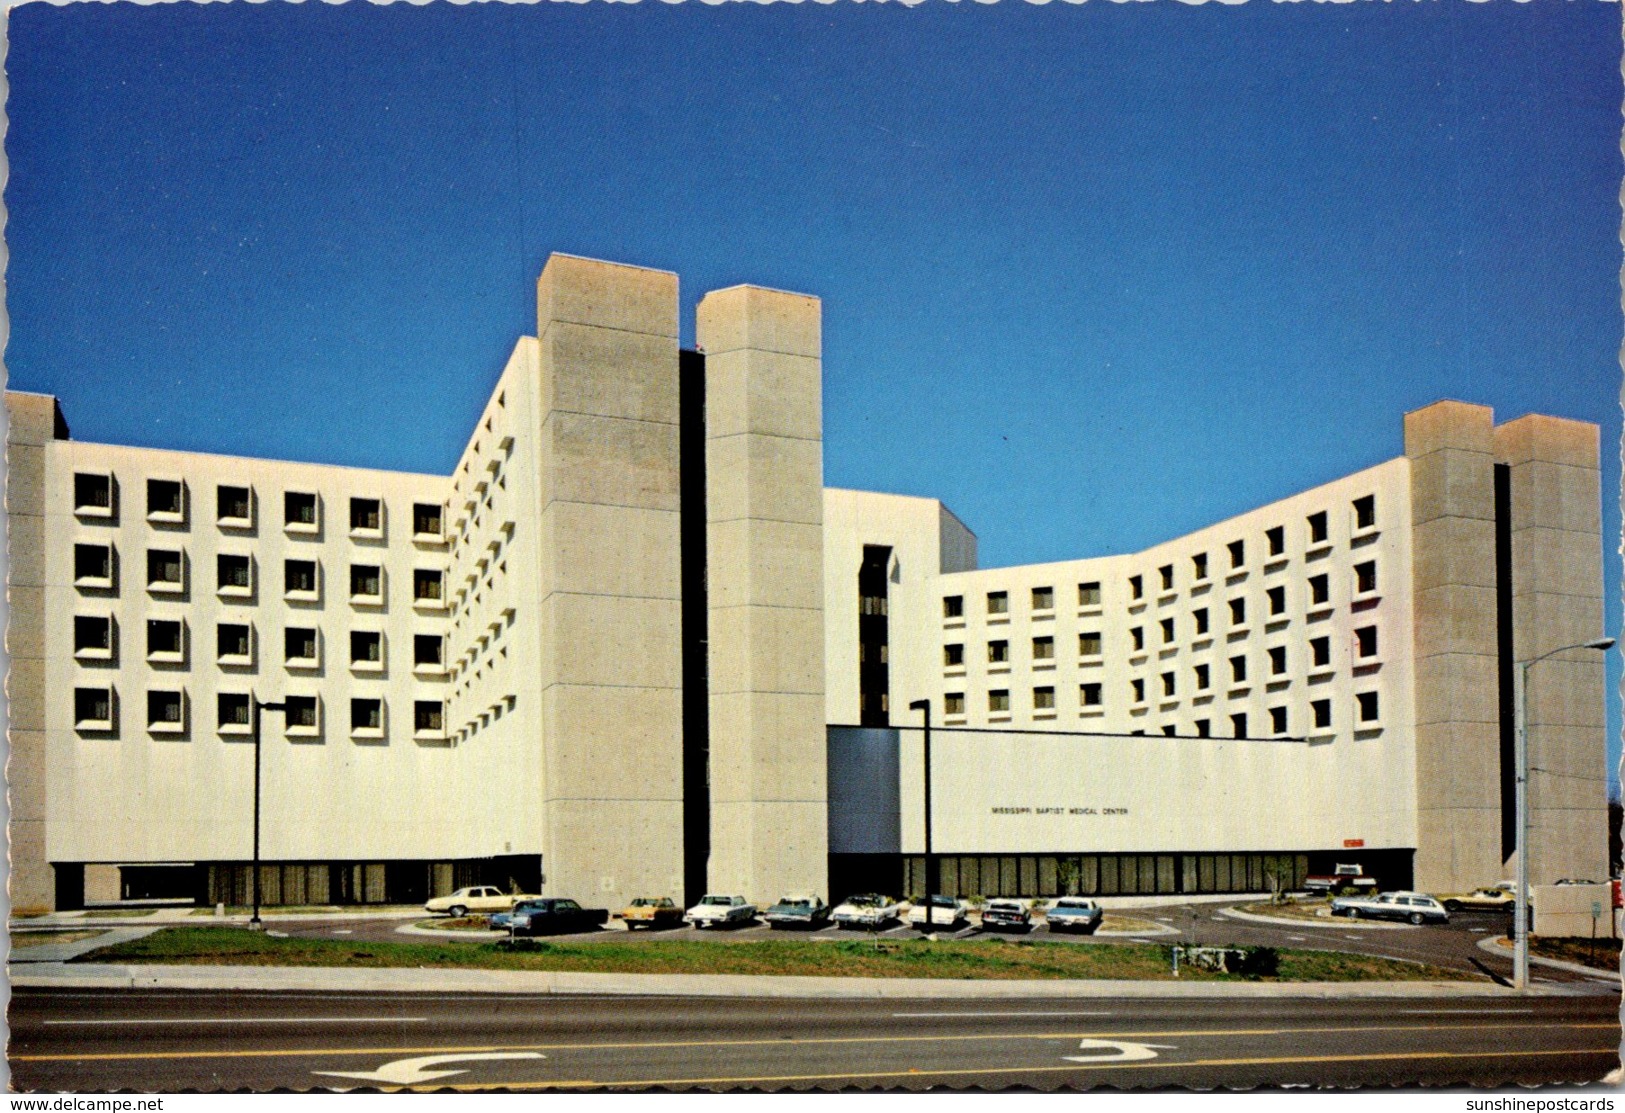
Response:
[[893, 1011, 1114, 1018], [331, 929, 354, 935], [1344, 935, 1363, 940], [48, 1016, 428, 1026], [1470, 928, 1487, 933], [317, 1051, 546, 1085], [1062, 1037, 1175, 1063], [1288, 936, 1307, 942]]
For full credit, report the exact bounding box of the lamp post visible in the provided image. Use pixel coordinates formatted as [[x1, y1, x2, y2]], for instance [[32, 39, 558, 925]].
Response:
[[1512, 636, 1613, 989], [249, 697, 287, 932], [908, 699, 935, 927]]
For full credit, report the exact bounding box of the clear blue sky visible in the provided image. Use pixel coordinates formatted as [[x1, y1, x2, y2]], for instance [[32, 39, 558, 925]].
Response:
[[7, 2, 1620, 781]]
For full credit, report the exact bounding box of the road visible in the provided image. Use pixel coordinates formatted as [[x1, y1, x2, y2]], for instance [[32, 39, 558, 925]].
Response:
[[10, 988, 1619, 1091]]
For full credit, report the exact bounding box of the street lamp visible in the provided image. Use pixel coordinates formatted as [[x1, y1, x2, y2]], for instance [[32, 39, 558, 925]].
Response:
[[908, 699, 936, 928], [249, 696, 287, 932], [1512, 636, 1613, 989]]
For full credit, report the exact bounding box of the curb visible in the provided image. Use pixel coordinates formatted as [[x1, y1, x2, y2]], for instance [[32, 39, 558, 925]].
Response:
[[1475, 935, 1620, 982], [11, 961, 1585, 998], [1219, 906, 1411, 931]]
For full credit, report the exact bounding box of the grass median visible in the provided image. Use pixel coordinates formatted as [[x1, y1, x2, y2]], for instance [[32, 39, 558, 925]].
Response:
[[77, 926, 1474, 982]]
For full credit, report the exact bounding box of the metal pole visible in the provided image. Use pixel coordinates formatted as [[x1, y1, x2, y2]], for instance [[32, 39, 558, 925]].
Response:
[[251, 696, 264, 931], [1512, 661, 1528, 989], [909, 699, 934, 927]]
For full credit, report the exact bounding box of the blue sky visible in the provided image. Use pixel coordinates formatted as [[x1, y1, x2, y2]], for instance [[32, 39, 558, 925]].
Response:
[[7, 1, 1620, 779]]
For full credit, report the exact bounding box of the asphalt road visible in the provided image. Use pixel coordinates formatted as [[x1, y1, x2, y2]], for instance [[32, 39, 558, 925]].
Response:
[[11, 988, 1620, 1091], [272, 902, 1615, 987]]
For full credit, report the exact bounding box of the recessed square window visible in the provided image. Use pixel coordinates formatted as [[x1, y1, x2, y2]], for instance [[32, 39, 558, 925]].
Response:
[[414, 699, 445, 735], [1033, 635, 1054, 660], [413, 634, 445, 667], [413, 569, 445, 605], [1159, 565, 1174, 592], [1078, 582, 1101, 607], [218, 693, 251, 733], [1270, 706, 1288, 734], [147, 618, 184, 661], [1356, 691, 1380, 723], [1195, 719, 1211, 738], [944, 643, 965, 667], [1312, 699, 1332, 729], [1229, 598, 1246, 626], [1353, 495, 1376, 531], [146, 549, 185, 592], [1267, 586, 1286, 616], [1194, 662, 1210, 690], [218, 623, 252, 664], [74, 615, 113, 657], [286, 695, 321, 734], [285, 627, 319, 666], [1131, 626, 1145, 652], [1230, 655, 1247, 683], [1193, 607, 1209, 636], [945, 692, 966, 716], [413, 502, 443, 538], [1310, 636, 1331, 668], [1031, 586, 1053, 611], [988, 690, 1010, 714], [1080, 682, 1102, 707], [74, 542, 114, 586], [1309, 574, 1329, 606], [1131, 678, 1146, 703], [1162, 724, 1177, 737], [74, 686, 113, 729], [350, 630, 383, 666], [350, 497, 383, 534], [1266, 526, 1285, 557], [1128, 575, 1143, 601], [350, 564, 382, 601], [285, 491, 319, 530], [285, 559, 318, 597], [218, 485, 253, 527], [1161, 671, 1176, 697], [1355, 626, 1378, 658], [1307, 511, 1328, 544], [1160, 617, 1175, 644], [987, 591, 1008, 616], [943, 595, 964, 619], [147, 690, 185, 733], [74, 472, 114, 515], [351, 697, 384, 734], [217, 554, 253, 595], [1034, 686, 1055, 711], [1269, 646, 1287, 675], [1192, 552, 1208, 580], [1354, 561, 1377, 595], [1228, 540, 1245, 569], [147, 478, 184, 522], [1231, 712, 1248, 739], [988, 640, 1009, 664], [1079, 631, 1101, 657]]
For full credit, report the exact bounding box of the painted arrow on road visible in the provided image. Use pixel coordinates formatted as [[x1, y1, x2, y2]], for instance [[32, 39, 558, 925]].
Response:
[[316, 1052, 547, 1085], [1062, 1038, 1175, 1063]]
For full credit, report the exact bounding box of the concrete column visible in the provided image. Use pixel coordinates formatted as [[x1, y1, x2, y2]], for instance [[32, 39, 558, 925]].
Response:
[[1405, 400, 1503, 891], [533, 254, 685, 910], [6, 391, 65, 912], [698, 285, 828, 905], [1493, 414, 1607, 884]]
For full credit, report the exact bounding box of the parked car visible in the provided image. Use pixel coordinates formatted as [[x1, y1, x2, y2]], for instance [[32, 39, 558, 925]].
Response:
[[617, 896, 684, 930], [980, 899, 1033, 932], [907, 895, 969, 929], [1043, 896, 1104, 933], [1437, 887, 1514, 913], [830, 894, 901, 929], [1303, 863, 1378, 894], [425, 886, 536, 917], [762, 894, 830, 930], [1330, 890, 1449, 925], [507, 898, 610, 936], [685, 894, 756, 928]]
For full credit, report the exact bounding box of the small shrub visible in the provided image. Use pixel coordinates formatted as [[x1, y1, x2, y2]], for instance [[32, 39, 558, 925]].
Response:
[[1238, 946, 1279, 977]]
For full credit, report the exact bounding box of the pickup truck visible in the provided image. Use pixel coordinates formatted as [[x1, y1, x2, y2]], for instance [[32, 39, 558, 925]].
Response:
[[1303, 864, 1378, 894], [505, 898, 610, 936]]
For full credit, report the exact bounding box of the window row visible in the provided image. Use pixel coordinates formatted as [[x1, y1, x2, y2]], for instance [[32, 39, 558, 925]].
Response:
[[72, 617, 449, 673], [945, 687, 1381, 732], [946, 625, 1380, 672], [943, 547, 1379, 624], [72, 686, 447, 739], [72, 543, 446, 606], [72, 473, 446, 541]]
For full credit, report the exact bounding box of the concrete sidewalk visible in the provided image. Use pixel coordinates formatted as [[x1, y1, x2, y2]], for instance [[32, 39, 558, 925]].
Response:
[[10, 960, 1616, 998], [8, 927, 164, 963], [1475, 934, 1621, 983]]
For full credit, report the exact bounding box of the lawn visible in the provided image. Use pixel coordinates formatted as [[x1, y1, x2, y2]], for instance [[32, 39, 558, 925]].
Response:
[[80, 927, 1474, 982], [1528, 936, 1620, 972]]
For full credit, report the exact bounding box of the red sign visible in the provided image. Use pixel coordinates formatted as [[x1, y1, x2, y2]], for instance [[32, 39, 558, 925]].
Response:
[[1343, 838, 1365, 848]]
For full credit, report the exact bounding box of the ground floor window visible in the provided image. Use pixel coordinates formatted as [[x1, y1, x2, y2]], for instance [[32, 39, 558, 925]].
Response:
[[896, 852, 1314, 899]]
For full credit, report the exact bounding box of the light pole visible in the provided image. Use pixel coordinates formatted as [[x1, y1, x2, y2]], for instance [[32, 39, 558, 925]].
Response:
[[908, 699, 936, 927], [1512, 636, 1612, 989], [249, 696, 287, 932]]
